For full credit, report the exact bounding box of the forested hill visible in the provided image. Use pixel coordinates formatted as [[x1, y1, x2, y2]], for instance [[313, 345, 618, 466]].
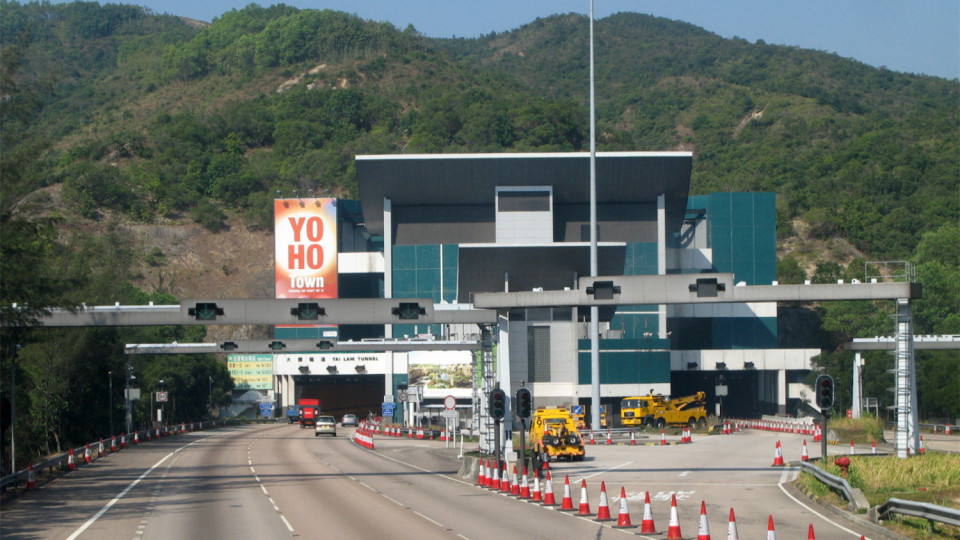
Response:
[[1, 2, 957, 313]]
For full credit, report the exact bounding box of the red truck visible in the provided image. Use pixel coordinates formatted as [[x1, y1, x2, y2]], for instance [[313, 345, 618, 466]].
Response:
[[298, 398, 320, 428]]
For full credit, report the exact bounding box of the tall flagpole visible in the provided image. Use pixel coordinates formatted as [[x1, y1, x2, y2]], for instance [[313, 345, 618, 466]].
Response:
[[588, 0, 601, 431]]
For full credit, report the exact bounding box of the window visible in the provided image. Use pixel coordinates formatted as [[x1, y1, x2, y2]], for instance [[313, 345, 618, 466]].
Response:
[[498, 190, 550, 212], [528, 326, 551, 382]]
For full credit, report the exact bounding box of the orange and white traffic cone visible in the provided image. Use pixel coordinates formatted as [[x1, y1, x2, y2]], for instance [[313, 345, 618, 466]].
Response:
[[606, 430, 613, 445], [772, 440, 784, 466], [589, 430, 596, 445], [640, 491, 657, 533], [666, 494, 683, 540], [766, 515, 776, 540], [121, 433, 127, 448], [727, 508, 739, 540], [559, 475, 575, 511], [807, 523, 816, 539], [84, 444, 92, 464], [519, 467, 531, 499], [99, 438, 105, 457], [490, 460, 500, 489], [510, 464, 520, 495], [542, 472, 556, 506], [68, 449, 77, 471], [27, 464, 37, 490], [110, 435, 117, 452], [872, 440, 877, 454], [813, 424, 822, 442], [660, 430, 668, 445], [850, 440, 856, 455], [630, 430, 637, 445], [697, 500, 711, 540], [614, 487, 634, 528], [531, 473, 542, 502], [477, 459, 486, 486], [801, 439, 809, 461], [501, 462, 511, 494], [919, 436, 926, 454], [596, 481, 612, 521], [577, 479, 592, 516], [145, 430, 151, 441]]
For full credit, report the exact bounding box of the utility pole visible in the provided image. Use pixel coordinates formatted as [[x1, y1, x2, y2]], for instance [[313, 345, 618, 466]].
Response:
[[125, 362, 134, 433], [108, 370, 114, 435]]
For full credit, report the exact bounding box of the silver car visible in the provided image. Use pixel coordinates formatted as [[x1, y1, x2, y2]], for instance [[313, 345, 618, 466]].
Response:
[[314, 416, 337, 437], [341, 414, 358, 427]]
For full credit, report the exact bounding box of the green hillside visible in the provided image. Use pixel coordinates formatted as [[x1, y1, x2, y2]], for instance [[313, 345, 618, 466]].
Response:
[[0, 2, 956, 466]]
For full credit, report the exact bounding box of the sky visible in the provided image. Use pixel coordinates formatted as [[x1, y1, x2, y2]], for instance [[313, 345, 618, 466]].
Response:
[[53, 1, 959, 80]]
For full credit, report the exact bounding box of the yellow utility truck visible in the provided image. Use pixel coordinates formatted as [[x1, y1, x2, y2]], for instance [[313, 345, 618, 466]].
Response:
[[620, 391, 708, 429], [529, 407, 585, 462]]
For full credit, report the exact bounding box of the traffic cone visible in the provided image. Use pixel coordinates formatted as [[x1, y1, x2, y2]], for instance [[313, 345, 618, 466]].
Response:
[[947, 425, 952, 434], [84, 444, 92, 464], [99, 438, 105, 456], [542, 452, 550, 470], [145, 430, 151, 441], [559, 475, 575, 511], [110, 435, 117, 452], [510, 464, 519, 495], [606, 430, 613, 445], [614, 487, 634, 528], [27, 464, 37, 490], [596, 481, 612, 521], [531, 473, 542, 501], [501, 462, 511, 493], [813, 424, 822, 442], [801, 439, 809, 461], [666, 494, 682, 539], [577, 479, 592, 516], [850, 440, 855, 455], [640, 491, 657, 533], [872, 440, 877, 454], [68, 449, 77, 471], [727, 508, 739, 540], [589, 430, 596, 445], [919, 436, 926, 454], [491, 460, 500, 490], [485, 459, 493, 488], [542, 472, 556, 506], [630, 430, 637, 445], [477, 459, 486, 485], [519, 467, 531, 499], [766, 515, 776, 540], [661, 430, 668, 445], [697, 500, 711, 540], [121, 433, 127, 448], [807, 523, 816, 539], [772, 440, 784, 466]]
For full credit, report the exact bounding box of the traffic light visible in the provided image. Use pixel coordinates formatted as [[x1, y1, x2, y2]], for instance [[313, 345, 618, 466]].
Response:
[[516, 387, 532, 418], [268, 340, 286, 351], [392, 302, 426, 320], [815, 374, 835, 410], [291, 302, 325, 320], [489, 388, 506, 420], [188, 302, 223, 321]]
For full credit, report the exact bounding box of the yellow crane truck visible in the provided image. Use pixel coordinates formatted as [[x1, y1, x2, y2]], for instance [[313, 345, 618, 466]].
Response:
[[529, 407, 585, 462], [620, 391, 708, 429]]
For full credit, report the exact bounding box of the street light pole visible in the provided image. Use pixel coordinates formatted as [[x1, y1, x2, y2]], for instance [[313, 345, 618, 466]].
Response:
[[588, 0, 601, 431], [108, 370, 113, 435], [208, 376, 213, 409], [125, 362, 133, 433]]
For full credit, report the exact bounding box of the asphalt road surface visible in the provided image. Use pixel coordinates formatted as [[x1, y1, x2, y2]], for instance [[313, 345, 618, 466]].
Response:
[[1, 423, 927, 539]]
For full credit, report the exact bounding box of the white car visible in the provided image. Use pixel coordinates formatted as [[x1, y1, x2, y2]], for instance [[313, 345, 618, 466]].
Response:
[[314, 416, 337, 437]]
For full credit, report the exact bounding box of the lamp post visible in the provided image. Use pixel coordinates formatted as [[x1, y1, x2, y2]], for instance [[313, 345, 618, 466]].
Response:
[[108, 370, 114, 435], [588, 0, 601, 431], [208, 376, 213, 408]]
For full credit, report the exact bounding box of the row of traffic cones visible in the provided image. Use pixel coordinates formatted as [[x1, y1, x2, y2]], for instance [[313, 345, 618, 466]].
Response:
[[584, 429, 695, 445], [476, 461, 867, 539]]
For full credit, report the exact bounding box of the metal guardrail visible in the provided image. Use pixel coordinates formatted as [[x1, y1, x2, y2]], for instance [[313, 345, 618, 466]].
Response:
[[875, 498, 960, 528], [798, 461, 867, 511], [1, 420, 227, 492]]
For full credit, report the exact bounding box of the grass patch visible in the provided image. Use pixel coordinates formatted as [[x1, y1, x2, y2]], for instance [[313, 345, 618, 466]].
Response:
[[824, 416, 885, 444], [801, 452, 960, 539]]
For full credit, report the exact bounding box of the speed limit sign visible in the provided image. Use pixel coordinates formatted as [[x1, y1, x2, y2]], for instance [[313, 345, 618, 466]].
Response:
[[156, 391, 168, 403], [444, 395, 456, 410], [398, 391, 408, 402]]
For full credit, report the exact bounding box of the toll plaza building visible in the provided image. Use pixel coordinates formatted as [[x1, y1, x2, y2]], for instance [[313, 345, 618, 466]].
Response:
[[270, 152, 818, 423]]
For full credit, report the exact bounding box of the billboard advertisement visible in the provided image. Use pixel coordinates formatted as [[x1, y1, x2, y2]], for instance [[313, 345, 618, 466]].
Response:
[[275, 198, 338, 299], [408, 351, 474, 398]]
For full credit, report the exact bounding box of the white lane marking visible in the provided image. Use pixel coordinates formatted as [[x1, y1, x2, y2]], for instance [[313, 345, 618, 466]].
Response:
[[778, 479, 866, 537], [280, 515, 294, 532], [66, 439, 205, 540], [576, 461, 634, 482], [679, 471, 691, 477], [383, 494, 405, 507], [413, 510, 444, 528], [360, 482, 377, 492], [779, 467, 798, 483]]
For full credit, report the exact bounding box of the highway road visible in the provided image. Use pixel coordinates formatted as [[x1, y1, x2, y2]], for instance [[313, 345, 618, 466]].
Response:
[[0, 423, 909, 539]]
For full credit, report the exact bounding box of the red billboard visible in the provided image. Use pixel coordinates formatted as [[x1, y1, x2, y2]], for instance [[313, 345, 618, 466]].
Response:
[[275, 198, 338, 299]]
